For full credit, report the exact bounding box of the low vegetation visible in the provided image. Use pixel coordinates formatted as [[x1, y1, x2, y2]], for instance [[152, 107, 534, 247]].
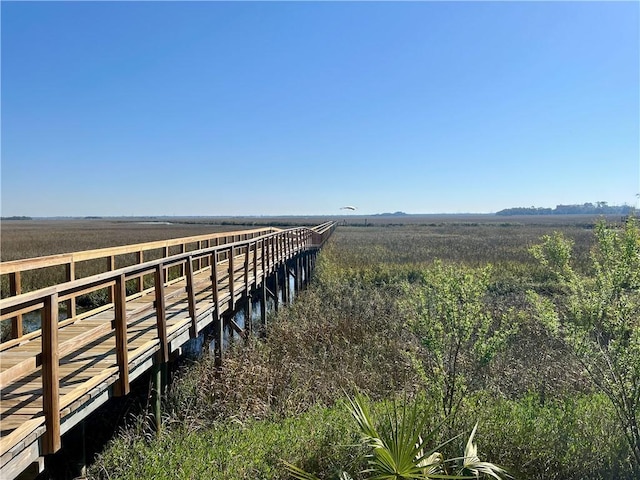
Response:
[[2, 216, 636, 478]]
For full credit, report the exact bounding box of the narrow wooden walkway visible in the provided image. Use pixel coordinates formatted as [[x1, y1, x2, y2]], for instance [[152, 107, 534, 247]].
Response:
[[0, 222, 335, 479]]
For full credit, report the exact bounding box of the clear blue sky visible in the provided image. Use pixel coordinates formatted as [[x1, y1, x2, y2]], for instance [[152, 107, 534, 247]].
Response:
[[2, 1, 639, 216]]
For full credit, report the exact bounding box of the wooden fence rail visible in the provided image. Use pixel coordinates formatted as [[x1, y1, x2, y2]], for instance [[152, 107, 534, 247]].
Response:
[[0, 226, 280, 342], [0, 221, 335, 480]]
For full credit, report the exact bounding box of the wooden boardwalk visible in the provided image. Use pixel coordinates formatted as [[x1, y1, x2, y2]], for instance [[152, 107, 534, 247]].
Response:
[[0, 222, 336, 479]]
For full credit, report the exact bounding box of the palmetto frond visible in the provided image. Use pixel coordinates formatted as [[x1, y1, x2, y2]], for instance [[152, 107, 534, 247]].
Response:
[[284, 396, 510, 480]]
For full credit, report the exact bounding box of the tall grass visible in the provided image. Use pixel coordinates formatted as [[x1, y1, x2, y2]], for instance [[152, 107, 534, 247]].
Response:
[[80, 219, 636, 479]]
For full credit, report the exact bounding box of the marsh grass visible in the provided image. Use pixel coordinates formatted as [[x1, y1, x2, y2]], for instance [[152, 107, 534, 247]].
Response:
[[166, 279, 417, 426], [8, 216, 630, 479]]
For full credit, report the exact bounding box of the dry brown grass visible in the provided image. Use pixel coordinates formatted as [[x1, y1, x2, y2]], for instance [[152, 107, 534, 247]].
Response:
[[0, 219, 256, 261]]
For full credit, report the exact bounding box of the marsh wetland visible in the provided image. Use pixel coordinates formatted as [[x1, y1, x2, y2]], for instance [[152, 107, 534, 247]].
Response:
[[2, 214, 638, 479]]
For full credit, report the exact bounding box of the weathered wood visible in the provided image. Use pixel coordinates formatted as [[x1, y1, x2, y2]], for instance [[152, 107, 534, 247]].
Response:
[[42, 293, 61, 454], [228, 317, 246, 339], [154, 265, 169, 363], [114, 274, 130, 396]]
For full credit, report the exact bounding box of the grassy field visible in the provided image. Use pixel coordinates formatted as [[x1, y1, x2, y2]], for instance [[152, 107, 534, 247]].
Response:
[[0, 213, 618, 261], [2, 215, 637, 479]]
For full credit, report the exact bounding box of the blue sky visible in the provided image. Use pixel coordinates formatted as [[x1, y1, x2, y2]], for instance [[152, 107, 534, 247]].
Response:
[[2, 1, 638, 216]]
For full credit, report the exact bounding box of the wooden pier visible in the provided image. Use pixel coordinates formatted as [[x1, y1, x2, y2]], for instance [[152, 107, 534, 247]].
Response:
[[0, 222, 336, 479]]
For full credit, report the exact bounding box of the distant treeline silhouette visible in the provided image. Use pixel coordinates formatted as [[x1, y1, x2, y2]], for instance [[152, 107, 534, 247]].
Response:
[[496, 203, 634, 216]]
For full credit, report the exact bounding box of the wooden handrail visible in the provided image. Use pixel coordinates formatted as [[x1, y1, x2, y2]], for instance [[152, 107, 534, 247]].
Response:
[[0, 227, 278, 275], [0, 228, 313, 323], [0, 227, 282, 345], [0, 223, 336, 464]]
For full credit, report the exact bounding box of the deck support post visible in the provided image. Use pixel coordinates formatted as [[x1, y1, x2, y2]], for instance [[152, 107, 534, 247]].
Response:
[[260, 279, 267, 335], [303, 253, 309, 287], [244, 295, 252, 336], [151, 359, 162, 434], [213, 313, 224, 369], [80, 419, 87, 478], [281, 264, 288, 306], [273, 269, 279, 313]]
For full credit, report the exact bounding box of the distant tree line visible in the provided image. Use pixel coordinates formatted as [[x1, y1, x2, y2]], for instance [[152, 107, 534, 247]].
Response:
[[496, 202, 634, 216], [1, 216, 32, 220]]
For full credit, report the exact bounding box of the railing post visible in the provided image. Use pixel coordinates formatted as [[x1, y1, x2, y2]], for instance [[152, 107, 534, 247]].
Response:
[[162, 246, 169, 280], [178, 244, 185, 277], [107, 255, 115, 303], [244, 295, 252, 336], [283, 262, 289, 303], [114, 274, 130, 396], [305, 252, 311, 286], [244, 244, 250, 294], [211, 251, 220, 320], [260, 279, 267, 334], [136, 251, 144, 293], [228, 247, 235, 311], [185, 256, 197, 337], [273, 267, 279, 313], [261, 239, 266, 278], [211, 251, 223, 368], [64, 262, 76, 320], [9, 272, 23, 339], [154, 264, 169, 363], [252, 241, 258, 289], [42, 293, 61, 454]]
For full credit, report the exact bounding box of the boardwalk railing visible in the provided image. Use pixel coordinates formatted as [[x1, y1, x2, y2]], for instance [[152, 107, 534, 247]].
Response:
[[0, 221, 335, 480], [1, 226, 281, 341]]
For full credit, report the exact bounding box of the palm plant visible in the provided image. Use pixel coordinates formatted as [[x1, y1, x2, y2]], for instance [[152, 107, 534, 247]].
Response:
[[284, 395, 509, 480]]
